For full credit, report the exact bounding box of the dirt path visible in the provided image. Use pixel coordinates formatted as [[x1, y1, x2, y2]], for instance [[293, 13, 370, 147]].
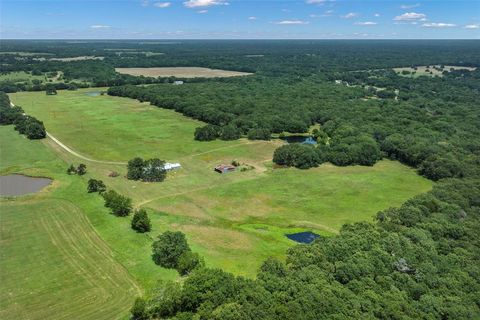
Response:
[[10, 101, 126, 165], [46, 132, 127, 165]]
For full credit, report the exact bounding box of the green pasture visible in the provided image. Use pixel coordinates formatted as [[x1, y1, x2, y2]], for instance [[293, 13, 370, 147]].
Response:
[[2, 89, 433, 316]]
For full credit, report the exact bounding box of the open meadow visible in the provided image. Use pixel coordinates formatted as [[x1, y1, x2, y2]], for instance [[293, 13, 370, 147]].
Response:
[[0, 127, 142, 320], [5, 89, 433, 281], [114, 67, 253, 78]]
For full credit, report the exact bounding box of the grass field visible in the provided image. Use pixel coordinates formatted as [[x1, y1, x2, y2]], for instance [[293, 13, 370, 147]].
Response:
[[394, 65, 476, 78], [0, 127, 143, 320], [8, 89, 433, 277], [114, 67, 253, 78], [0, 71, 45, 82]]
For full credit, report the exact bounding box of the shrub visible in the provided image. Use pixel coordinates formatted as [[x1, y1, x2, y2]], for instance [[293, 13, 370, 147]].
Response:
[[87, 179, 106, 193], [131, 209, 151, 233]]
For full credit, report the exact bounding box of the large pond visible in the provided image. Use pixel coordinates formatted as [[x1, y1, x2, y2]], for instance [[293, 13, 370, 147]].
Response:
[[281, 135, 317, 145], [286, 231, 320, 244], [0, 174, 52, 196]]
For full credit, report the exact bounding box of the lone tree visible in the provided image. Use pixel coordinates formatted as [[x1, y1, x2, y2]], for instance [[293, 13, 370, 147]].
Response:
[[152, 231, 190, 269], [77, 164, 87, 175], [87, 179, 106, 193], [131, 208, 151, 233], [102, 190, 132, 217], [67, 164, 76, 175]]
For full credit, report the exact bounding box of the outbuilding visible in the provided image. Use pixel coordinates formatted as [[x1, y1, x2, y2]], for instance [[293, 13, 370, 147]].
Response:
[[214, 164, 236, 174], [164, 163, 181, 171]]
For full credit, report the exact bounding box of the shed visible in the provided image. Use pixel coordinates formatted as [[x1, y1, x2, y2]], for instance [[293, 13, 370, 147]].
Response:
[[173, 80, 184, 85], [164, 163, 181, 171], [214, 164, 236, 174]]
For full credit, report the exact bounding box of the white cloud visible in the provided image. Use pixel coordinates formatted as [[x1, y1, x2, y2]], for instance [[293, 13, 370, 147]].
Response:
[[275, 20, 309, 25], [141, 0, 149, 7], [400, 3, 420, 9], [197, 9, 208, 13], [422, 22, 456, 28], [306, 0, 328, 4], [248, 16, 258, 20], [374, 13, 380, 17], [355, 21, 378, 26], [153, 2, 171, 8], [183, 0, 228, 8], [393, 12, 426, 21], [464, 24, 480, 29], [341, 12, 359, 19], [90, 25, 111, 29]]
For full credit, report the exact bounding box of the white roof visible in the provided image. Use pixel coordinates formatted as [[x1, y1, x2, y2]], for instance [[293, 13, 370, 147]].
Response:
[[164, 163, 181, 170]]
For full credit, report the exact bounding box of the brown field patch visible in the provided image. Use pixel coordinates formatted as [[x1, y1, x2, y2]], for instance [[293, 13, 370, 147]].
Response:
[[115, 67, 253, 78], [178, 225, 254, 251]]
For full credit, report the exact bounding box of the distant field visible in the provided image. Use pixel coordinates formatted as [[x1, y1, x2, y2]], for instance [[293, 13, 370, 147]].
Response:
[[42, 56, 104, 62], [115, 67, 253, 78], [0, 52, 53, 56], [0, 71, 45, 82], [394, 65, 476, 77], [9, 89, 433, 277], [0, 127, 141, 320]]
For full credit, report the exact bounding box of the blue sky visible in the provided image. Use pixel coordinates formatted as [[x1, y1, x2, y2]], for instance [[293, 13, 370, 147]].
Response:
[[1, 0, 479, 39]]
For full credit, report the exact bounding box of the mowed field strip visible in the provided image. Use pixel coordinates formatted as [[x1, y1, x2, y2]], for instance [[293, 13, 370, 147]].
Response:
[[9, 89, 433, 278], [115, 67, 252, 78], [0, 127, 140, 320]]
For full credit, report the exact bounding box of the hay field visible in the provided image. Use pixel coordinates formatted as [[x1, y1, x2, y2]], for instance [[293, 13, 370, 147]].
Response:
[[115, 67, 253, 78], [0, 126, 141, 320]]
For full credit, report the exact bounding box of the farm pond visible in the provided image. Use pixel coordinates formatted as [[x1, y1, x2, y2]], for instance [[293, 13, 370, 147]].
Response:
[[0, 174, 52, 196], [286, 231, 320, 244]]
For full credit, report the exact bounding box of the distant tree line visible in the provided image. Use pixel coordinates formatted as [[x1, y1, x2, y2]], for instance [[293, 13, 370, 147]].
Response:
[[0, 91, 46, 139]]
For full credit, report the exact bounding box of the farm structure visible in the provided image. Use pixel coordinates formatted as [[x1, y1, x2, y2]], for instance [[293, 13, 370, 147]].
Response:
[[214, 164, 236, 174]]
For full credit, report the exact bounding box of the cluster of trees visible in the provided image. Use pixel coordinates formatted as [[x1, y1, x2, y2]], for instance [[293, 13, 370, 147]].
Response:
[[151, 231, 204, 276], [67, 163, 87, 175], [127, 157, 167, 182], [194, 124, 241, 141], [102, 189, 132, 217], [132, 178, 480, 319], [0, 91, 46, 139], [85, 176, 152, 232]]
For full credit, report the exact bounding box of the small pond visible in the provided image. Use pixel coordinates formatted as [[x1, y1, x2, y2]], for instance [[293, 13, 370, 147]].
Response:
[[0, 174, 52, 196], [281, 135, 317, 145], [286, 231, 320, 244], [85, 91, 101, 97]]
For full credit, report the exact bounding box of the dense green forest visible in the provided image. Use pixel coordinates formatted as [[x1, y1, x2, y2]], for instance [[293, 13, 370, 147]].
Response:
[[133, 179, 480, 319], [1, 40, 479, 319]]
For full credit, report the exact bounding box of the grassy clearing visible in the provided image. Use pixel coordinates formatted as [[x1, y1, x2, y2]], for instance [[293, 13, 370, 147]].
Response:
[[6, 89, 433, 283], [394, 65, 476, 78], [0, 71, 45, 83], [0, 126, 143, 320], [114, 67, 252, 78]]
